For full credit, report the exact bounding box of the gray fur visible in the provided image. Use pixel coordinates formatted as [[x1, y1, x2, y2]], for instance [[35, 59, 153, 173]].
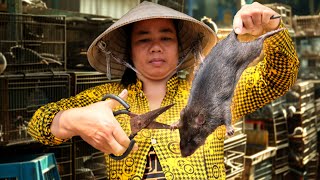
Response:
[[177, 28, 284, 157]]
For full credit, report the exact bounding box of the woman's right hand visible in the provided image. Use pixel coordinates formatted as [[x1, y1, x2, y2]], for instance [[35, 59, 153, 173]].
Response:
[[51, 89, 137, 155]]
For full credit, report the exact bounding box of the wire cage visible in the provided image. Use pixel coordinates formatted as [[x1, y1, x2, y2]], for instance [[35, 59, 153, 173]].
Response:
[[285, 80, 315, 112], [273, 145, 290, 179], [70, 71, 120, 96], [224, 133, 247, 179], [73, 136, 107, 180], [43, 142, 73, 180], [288, 130, 318, 168], [293, 15, 320, 37], [242, 146, 277, 180], [0, 13, 66, 74], [66, 16, 113, 71], [141, 0, 184, 12], [0, 72, 70, 145]]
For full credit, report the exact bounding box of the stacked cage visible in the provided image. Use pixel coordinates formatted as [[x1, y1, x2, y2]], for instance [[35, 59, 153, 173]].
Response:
[[73, 136, 108, 180], [0, 12, 71, 179], [0, 72, 70, 145], [141, 0, 184, 12], [0, 13, 66, 73], [42, 142, 73, 180], [224, 118, 246, 179], [316, 80, 320, 179], [312, 80, 320, 179], [242, 146, 277, 180], [70, 71, 119, 96], [285, 81, 318, 178], [70, 72, 120, 180], [294, 36, 320, 80], [66, 16, 113, 72], [293, 15, 320, 37], [244, 96, 289, 179]]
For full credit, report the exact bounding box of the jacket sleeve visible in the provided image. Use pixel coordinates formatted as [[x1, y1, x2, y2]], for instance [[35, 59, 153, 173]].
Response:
[[231, 23, 300, 122], [27, 82, 122, 145]]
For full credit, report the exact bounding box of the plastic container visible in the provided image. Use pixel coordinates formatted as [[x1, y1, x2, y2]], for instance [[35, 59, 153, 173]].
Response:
[[0, 153, 60, 180]]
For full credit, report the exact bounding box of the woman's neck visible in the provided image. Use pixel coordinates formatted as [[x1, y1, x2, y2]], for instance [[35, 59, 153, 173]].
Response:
[[138, 76, 171, 110]]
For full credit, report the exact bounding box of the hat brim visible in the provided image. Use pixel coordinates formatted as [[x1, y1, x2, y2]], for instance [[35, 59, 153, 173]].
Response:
[[87, 1, 217, 78]]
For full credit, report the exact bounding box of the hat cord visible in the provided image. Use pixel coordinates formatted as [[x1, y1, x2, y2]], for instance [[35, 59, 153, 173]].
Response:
[[175, 34, 204, 71], [97, 35, 203, 79], [97, 41, 141, 79]]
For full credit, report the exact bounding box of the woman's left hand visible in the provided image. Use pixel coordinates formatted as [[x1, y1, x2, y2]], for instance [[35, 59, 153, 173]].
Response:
[[233, 2, 281, 36]]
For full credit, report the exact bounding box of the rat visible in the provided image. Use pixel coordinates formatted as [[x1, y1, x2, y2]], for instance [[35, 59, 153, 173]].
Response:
[[171, 27, 285, 157]]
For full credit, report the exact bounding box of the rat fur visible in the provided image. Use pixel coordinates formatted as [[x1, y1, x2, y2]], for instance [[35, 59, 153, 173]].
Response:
[[172, 28, 285, 157]]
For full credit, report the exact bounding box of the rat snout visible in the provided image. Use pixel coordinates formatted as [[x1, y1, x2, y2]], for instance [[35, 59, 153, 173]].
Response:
[[180, 143, 197, 157], [179, 137, 203, 157]]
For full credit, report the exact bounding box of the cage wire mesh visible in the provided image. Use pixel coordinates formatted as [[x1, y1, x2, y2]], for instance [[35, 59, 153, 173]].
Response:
[[0, 13, 66, 74], [71, 71, 120, 96], [0, 72, 70, 145], [43, 142, 73, 180], [73, 136, 108, 180]]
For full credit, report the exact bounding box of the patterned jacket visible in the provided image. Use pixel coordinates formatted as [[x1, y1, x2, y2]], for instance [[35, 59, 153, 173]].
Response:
[[28, 26, 299, 179]]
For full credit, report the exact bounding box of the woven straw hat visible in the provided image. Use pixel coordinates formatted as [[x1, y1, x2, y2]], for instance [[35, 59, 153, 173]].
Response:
[[87, 1, 217, 78]]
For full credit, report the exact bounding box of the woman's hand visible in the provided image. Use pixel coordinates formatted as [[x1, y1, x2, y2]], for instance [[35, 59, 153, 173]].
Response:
[[233, 2, 281, 36], [51, 89, 138, 155]]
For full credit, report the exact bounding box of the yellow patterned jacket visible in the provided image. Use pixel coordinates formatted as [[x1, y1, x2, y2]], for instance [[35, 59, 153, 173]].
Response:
[[28, 27, 299, 179]]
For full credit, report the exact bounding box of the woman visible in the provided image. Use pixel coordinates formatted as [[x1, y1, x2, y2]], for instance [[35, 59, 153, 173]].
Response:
[[28, 1, 299, 179]]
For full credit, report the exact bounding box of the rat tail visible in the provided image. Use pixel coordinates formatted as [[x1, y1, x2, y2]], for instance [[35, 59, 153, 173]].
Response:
[[258, 28, 285, 41]]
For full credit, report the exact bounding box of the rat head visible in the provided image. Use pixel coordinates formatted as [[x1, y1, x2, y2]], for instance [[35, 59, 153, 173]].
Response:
[[178, 106, 219, 157]]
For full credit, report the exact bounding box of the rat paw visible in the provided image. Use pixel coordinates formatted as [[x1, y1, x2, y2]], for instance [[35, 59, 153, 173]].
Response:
[[169, 120, 181, 131], [226, 126, 234, 136]]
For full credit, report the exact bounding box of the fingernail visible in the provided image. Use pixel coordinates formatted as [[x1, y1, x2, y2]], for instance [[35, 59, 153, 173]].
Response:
[[119, 89, 127, 96], [235, 27, 241, 34]]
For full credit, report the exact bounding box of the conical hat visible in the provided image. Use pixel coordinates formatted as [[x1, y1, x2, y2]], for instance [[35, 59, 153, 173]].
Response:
[[87, 1, 217, 77]]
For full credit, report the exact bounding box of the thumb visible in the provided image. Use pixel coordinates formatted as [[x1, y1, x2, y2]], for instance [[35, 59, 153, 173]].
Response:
[[233, 15, 243, 34], [118, 89, 128, 100], [105, 89, 128, 109]]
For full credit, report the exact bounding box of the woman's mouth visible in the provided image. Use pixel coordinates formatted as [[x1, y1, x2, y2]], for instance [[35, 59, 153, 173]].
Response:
[[149, 59, 165, 66]]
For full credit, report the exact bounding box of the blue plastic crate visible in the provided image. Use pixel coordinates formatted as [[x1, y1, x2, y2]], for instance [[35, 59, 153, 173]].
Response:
[[0, 153, 60, 180]]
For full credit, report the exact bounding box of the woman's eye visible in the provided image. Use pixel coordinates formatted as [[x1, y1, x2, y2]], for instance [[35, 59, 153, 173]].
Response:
[[162, 37, 172, 41], [139, 39, 150, 42]]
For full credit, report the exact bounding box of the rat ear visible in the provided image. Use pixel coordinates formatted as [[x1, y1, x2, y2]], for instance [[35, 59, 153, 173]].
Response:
[[195, 114, 205, 125]]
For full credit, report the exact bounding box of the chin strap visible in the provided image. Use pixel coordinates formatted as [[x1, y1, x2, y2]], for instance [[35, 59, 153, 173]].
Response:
[[97, 33, 203, 79], [97, 40, 141, 79], [175, 33, 204, 71]]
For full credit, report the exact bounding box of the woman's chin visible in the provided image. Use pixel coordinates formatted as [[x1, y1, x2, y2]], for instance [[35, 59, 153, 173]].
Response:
[[138, 70, 177, 81]]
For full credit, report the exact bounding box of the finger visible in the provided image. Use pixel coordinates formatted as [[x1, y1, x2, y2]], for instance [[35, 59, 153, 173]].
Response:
[[107, 134, 129, 155], [262, 11, 281, 31], [261, 10, 272, 25], [82, 132, 114, 154], [118, 89, 128, 99], [106, 89, 128, 109], [233, 14, 243, 34], [241, 14, 254, 31], [251, 13, 262, 26], [112, 121, 131, 148]]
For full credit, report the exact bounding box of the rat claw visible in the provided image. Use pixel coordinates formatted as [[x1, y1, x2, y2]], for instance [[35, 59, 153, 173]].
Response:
[[226, 126, 234, 136], [169, 120, 181, 131], [169, 125, 178, 131]]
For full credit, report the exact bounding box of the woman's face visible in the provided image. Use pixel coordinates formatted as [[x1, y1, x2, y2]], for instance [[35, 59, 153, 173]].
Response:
[[131, 19, 179, 81]]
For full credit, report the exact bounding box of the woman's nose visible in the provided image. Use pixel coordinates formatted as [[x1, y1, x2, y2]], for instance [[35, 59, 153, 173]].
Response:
[[150, 41, 163, 53]]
